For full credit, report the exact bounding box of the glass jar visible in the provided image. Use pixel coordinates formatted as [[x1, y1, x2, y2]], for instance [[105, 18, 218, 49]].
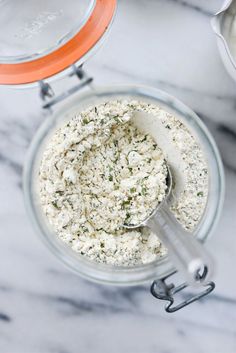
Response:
[[1, 0, 225, 312], [23, 85, 225, 290]]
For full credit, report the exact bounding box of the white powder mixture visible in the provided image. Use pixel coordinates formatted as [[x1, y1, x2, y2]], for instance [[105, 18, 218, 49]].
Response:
[[39, 99, 208, 266]]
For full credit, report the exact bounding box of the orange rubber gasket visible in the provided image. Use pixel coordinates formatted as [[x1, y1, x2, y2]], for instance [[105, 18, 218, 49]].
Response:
[[0, 0, 116, 85]]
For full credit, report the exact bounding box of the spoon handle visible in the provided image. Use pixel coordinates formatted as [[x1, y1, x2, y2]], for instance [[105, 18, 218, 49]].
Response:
[[147, 203, 214, 286]]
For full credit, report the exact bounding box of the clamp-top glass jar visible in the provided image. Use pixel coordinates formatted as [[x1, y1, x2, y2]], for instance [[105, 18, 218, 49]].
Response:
[[0, 0, 224, 312]]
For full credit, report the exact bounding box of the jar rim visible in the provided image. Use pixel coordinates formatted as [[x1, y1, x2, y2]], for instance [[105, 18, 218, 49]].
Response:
[[23, 84, 225, 285]]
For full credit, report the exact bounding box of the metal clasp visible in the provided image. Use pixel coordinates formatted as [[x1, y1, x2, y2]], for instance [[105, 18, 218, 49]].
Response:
[[39, 64, 93, 110], [150, 271, 215, 313]]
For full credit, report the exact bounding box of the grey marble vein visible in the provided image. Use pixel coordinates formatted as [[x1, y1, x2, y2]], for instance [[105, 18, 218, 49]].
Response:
[[0, 313, 11, 323], [0, 152, 22, 176], [101, 63, 236, 102], [217, 124, 236, 142], [166, 0, 213, 17]]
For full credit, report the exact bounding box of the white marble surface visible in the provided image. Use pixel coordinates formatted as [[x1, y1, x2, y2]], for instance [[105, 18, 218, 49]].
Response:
[[0, 0, 236, 352]]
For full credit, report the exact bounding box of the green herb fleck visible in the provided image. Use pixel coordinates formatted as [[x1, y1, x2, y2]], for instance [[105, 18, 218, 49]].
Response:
[[109, 175, 113, 182], [82, 118, 89, 125], [141, 135, 148, 142], [197, 191, 203, 197], [113, 115, 120, 123], [52, 201, 59, 209], [55, 190, 64, 195], [141, 186, 147, 196], [122, 200, 131, 209], [125, 213, 131, 222]]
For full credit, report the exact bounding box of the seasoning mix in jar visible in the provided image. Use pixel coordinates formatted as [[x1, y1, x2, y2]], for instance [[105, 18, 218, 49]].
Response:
[[0, 0, 224, 312]]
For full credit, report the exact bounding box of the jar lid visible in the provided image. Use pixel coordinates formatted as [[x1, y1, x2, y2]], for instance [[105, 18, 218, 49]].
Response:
[[0, 0, 116, 85]]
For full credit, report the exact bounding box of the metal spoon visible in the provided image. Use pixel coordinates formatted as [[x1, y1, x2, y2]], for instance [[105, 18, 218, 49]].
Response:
[[124, 165, 214, 287]]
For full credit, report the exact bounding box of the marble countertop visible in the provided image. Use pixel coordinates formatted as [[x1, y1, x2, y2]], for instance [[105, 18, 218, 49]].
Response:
[[1, 0, 236, 352]]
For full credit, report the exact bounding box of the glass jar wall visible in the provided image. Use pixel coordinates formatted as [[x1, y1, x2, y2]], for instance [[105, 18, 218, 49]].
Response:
[[23, 85, 225, 285]]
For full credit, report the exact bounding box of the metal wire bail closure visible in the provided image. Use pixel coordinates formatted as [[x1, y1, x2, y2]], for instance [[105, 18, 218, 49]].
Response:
[[150, 271, 215, 313]]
